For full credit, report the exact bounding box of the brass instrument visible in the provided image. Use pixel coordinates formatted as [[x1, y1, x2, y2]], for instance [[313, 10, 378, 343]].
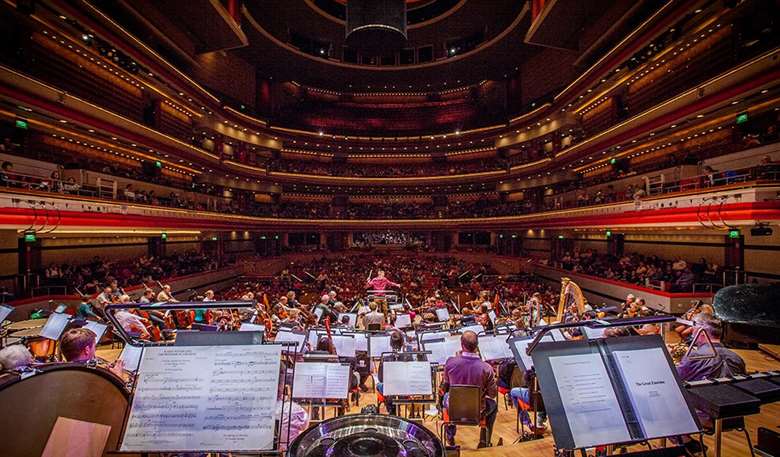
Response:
[[555, 277, 587, 323]]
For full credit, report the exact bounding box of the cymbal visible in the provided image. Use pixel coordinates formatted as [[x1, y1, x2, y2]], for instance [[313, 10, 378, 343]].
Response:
[[6, 319, 48, 331], [10, 327, 42, 338]]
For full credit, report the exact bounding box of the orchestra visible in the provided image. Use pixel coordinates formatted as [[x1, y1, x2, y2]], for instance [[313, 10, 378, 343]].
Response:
[[0, 260, 772, 456]]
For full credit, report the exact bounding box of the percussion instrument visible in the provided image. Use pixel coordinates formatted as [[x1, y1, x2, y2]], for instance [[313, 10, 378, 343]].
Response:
[[0, 363, 130, 457], [287, 413, 445, 457], [6, 318, 47, 331], [10, 327, 58, 361]]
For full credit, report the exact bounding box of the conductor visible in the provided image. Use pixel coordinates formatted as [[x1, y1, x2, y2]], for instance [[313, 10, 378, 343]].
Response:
[[366, 270, 400, 295]]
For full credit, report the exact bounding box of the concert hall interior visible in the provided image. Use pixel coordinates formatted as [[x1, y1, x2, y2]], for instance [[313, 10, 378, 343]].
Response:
[[0, 0, 780, 456]]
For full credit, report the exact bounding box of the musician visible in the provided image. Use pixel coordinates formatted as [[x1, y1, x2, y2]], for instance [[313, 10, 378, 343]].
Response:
[[156, 284, 178, 302], [677, 315, 745, 382], [96, 286, 113, 310], [366, 270, 400, 294], [60, 328, 125, 379], [114, 302, 151, 340], [203, 290, 216, 302], [362, 300, 385, 330], [75, 296, 102, 321], [0, 344, 34, 372], [509, 369, 547, 435], [138, 289, 155, 305], [441, 331, 498, 448], [286, 290, 300, 308], [314, 294, 338, 324], [377, 330, 426, 415]]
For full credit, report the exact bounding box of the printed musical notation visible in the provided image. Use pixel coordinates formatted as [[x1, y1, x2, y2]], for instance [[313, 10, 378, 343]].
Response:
[[120, 345, 282, 452]]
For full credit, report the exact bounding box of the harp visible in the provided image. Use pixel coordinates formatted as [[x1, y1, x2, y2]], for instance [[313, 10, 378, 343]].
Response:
[[555, 277, 587, 323]]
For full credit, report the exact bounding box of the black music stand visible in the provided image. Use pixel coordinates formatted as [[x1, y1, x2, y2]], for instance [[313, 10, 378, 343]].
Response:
[[528, 320, 702, 456]]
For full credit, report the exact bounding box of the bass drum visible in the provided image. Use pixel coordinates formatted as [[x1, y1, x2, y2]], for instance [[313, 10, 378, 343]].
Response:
[[287, 413, 445, 457], [0, 363, 132, 457]]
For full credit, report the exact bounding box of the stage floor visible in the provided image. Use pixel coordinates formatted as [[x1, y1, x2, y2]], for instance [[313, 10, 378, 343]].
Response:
[[96, 345, 780, 456]]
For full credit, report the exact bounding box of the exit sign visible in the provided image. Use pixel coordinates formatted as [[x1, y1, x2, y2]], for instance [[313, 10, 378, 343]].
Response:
[[15, 119, 28, 130], [728, 229, 740, 239], [735, 112, 748, 125]]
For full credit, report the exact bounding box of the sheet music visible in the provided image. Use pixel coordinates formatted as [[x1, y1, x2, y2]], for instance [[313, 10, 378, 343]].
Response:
[[274, 330, 306, 352], [478, 334, 513, 361], [352, 332, 368, 352], [422, 339, 449, 365], [612, 348, 699, 439], [369, 334, 392, 358], [119, 344, 144, 373], [511, 334, 554, 370], [382, 361, 433, 396], [420, 331, 449, 343], [121, 344, 281, 452], [488, 310, 497, 324], [548, 353, 630, 448], [0, 304, 12, 323], [395, 313, 412, 329], [332, 334, 356, 358], [313, 307, 323, 320], [292, 362, 350, 399], [338, 313, 357, 327], [461, 324, 484, 335], [550, 329, 568, 342], [582, 326, 607, 339], [435, 308, 450, 322], [239, 323, 265, 333], [83, 321, 108, 341], [40, 312, 70, 340], [423, 336, 462, 365]]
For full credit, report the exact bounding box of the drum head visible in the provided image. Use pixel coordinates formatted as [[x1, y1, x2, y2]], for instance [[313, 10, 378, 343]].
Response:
[[0, 364, 130, 457], [287, 413, 445, 457]]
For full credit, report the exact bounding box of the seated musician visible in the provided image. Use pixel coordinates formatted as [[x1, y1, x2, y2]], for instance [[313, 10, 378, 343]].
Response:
[[156, 284, 178, 302], [113, 299, 151, 340], [376, 330, 427, 415], [441, 331, 498, 448], [0, 345, 34, 373], [362, 300, 385, 330], [59, 328, 125, 379], [677, 314, 745, 382], [314, 294, 339, 324], [674, 314, 746, 452], [75, 296, 102, 321], [509, 369, 547, 435], [95, 286, 113, 310]]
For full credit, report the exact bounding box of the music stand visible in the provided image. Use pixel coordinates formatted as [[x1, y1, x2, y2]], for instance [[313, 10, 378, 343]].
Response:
[[115, 339, 291, 456], [380, 351, 436, 421], [527, 319, 702, 456]]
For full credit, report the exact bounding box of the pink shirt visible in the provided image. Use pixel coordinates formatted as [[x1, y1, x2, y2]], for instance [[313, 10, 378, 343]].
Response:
[[367, 277, 398, 292]]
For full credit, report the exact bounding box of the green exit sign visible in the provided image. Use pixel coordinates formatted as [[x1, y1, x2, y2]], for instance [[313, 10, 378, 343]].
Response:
[[24, 231, 36, 243], [15, 119, 28, 130], [728, 229, 740, 239], [606, 230, 612, 238], [161, 232, 168, 241], [735, 112, 748, 125], [155, 160, 163, 169]]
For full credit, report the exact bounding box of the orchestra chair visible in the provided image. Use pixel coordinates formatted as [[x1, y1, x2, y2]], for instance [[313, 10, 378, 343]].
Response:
[[497, 385, 511, 410], [439, 385, 484, 446]]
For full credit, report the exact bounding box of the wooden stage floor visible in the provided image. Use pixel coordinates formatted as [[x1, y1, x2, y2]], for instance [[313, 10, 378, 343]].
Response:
[[98, 345, 780, 456]]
